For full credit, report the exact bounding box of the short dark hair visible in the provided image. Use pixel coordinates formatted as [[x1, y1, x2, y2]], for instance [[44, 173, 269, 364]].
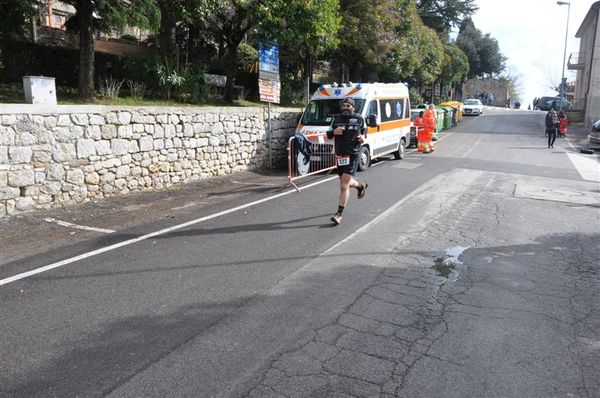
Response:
[[342, 97, 355, 107]]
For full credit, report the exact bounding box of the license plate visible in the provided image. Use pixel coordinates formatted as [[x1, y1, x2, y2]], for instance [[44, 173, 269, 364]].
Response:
[[337, 156, 350, 166], [310, 156, 321, 161]]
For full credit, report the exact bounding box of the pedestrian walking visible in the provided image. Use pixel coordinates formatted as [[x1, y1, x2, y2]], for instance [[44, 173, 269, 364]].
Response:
[[558, 110, 569, 138], [545, 108, 559, 148], [414, 111, 425, 152], [327, 97, 368, 225], [422, 104, 437, 153]]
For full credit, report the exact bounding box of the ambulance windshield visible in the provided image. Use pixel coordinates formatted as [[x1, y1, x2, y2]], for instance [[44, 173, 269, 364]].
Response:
[[300, 99, 366, 126]]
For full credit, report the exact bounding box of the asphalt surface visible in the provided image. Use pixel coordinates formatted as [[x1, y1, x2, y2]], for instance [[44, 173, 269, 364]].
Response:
[[1, 107, 599, 397]]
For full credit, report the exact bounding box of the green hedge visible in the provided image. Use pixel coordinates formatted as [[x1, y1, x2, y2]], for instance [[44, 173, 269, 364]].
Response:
[[0, 40, 152, 87]]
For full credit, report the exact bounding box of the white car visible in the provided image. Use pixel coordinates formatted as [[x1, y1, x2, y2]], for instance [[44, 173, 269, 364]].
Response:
[[463, 99, 484, 116]]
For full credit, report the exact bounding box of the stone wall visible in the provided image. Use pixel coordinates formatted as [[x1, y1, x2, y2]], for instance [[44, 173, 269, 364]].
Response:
[[0, 105, 301, 217]]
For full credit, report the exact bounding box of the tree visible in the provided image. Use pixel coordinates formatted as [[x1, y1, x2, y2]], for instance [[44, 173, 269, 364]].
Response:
[[156, 0, 217, 59], [377, 0, 445, 86], [64, 0, 160, 101], [438, 42, 469, 97], [331, 0, 403, 81], [456, 18, 505, 78], [204, 0, 266, 102], [0, 0, 34, 40], [260, 0, 340, 100], [416, 0, 478, 34]]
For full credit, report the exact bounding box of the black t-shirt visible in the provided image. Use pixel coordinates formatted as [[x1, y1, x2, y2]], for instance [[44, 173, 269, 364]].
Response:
[[327, 113, 366, 155]]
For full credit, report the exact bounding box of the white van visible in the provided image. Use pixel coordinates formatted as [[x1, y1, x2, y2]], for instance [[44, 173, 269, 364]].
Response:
[[296, 82, 412, 170]]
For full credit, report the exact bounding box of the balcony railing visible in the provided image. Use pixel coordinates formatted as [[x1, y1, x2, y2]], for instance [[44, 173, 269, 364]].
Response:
[[567, 52, 586, 70]]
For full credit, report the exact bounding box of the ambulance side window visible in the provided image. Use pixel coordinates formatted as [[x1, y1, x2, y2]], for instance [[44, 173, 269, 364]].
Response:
[[367, 100, 378, 120]]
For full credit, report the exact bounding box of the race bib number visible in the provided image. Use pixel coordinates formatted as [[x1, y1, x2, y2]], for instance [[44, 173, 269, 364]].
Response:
[[337, 156, 350, 166]]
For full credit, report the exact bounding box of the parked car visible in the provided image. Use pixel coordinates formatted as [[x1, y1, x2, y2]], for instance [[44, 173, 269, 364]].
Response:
[[539, 98, 573, 111], [535, 96, 562, 111], [463, 99, 483, 116], [588, 119, 600, 146]]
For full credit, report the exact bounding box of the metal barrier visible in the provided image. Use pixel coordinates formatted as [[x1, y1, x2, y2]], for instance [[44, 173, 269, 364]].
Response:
[[287, 134, 337, 191]]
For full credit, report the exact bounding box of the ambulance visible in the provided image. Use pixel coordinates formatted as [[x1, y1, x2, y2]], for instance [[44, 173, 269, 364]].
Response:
[[296, 82, 412, 171]]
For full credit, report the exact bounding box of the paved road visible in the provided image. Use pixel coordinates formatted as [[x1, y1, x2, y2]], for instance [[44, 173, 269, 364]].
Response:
[[1, 108, 599, 397]]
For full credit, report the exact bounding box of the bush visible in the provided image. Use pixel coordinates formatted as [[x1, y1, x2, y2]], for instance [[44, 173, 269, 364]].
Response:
[[97, 76, 123, 99], [0, 39, 152, 89]]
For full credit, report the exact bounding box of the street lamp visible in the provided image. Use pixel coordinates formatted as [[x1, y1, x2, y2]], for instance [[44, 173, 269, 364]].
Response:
[[557, 1, 570, 111]]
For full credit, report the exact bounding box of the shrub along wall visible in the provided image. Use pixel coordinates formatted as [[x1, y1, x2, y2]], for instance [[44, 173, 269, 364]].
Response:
[[0, 104, 301, 217]]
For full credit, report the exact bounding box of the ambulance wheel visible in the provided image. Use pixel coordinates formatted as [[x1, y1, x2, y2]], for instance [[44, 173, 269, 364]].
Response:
[[358, 146, 370, 171], [394, 138, 406, 160]]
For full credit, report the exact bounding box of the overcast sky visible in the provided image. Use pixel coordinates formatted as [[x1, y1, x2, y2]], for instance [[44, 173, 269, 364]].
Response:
[[470, 0, 597, 107]]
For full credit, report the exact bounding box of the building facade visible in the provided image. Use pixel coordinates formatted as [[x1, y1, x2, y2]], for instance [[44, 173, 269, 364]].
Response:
[[572, 1, 600, 127]]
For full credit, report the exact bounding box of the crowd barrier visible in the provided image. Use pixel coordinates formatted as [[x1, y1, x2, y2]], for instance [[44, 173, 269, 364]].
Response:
[[287, 134, 337, 191]]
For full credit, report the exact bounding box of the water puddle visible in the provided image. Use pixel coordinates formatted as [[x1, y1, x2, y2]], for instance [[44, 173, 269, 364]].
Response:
[[433, 257, 456, 278], [432, 246, 470, 279]]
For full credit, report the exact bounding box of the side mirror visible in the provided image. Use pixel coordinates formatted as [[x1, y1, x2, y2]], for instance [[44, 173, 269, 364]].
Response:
[[367, 114, 378, 127]]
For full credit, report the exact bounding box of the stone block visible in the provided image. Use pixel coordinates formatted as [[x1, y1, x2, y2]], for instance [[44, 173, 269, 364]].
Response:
[[117, 112, 132, 125], [71, 114, 89, 125], [101, 125, 118, 139], [41, 181, 61, 195], [57, 115, 72, 126], [211, 123, 224, 135], [85, 172, 100, 185], [52, 143, 77, 162], [21, 186, 41, 196], [34, 170, 46, 184], [164, 124, 176, 138], [86, 125, 102, 140], [115, 165, 130, 178], [34, 129, 54, 144], [2, 115, 17, 125], [111, 139, 129, 155], [9, 147, 33, 164], [77, 139, 97, 158], [66, 169, 85, 185], [106, 112, 118, 124], [44, 116, 58, 128], [0, 146, 8, 163], [118, 125, 133, 138], [128, 141, 140, 153], [46, 164, 65, 181], [0, 126, 16, 145], [95, 140, 112, 156], [8, 169, 34, 187], [15, 196, 35, 211], [139, 136, 153, 151], [89, 114, 105, 125], [19, 132, 36, 145], [0, 187, 19, 200]]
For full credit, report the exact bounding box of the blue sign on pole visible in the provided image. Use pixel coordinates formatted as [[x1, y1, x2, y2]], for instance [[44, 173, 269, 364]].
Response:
[[258, 41, 280, 103], [259, 41, 280, 81]]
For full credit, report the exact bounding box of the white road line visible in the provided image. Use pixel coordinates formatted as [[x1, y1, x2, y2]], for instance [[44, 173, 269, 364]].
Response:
[[44, 218, 116, 234], [564, 140, 600, 182], [461, 136, 483, 158], [1, 177, 337, 287]]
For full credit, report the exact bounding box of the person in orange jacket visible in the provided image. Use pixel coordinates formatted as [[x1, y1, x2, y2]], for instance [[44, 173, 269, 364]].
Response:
[[414, 111, 425, 152], [558, 111, 568, 138], [422, 104, 437, 153]]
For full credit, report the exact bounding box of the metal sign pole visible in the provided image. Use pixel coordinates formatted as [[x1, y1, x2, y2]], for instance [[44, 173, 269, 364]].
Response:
[[268, 102, 272, 169]]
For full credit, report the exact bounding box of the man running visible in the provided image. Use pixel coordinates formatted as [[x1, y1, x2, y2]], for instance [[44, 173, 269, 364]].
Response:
[[327, 97, 368, 225]]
